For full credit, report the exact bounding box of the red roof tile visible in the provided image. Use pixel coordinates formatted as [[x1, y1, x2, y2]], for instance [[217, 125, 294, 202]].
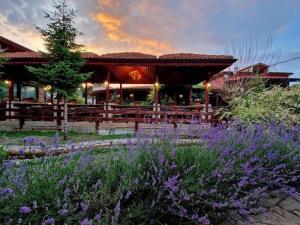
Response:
[[2, 51, 99, 59], [100, 52, 157, 60], [158, 53, 234, 60], [81, 52, 99, 58], [2, 52, 42, 58]]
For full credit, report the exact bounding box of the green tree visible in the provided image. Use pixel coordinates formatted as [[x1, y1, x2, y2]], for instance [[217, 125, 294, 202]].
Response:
[[0, 54, 6, 77], [27, 0, 91, 139], [0, 54, 8, 99]]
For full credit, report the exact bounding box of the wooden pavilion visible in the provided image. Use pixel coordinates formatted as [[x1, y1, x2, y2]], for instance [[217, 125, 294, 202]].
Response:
[[0, 36, 236, 130]]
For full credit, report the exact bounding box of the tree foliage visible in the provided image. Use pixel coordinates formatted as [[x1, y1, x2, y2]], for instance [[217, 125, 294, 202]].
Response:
[[27, 0, 91, 140], [27, 0, 91, 98], [0, 55, 6, 77]]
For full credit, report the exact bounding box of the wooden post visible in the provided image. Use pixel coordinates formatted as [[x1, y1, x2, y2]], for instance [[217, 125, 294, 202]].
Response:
[[154, 74, 158, 121], [119, 83, 123, 105], [35, 87, 39, 103], [135, 107, 139, 132], [204, 81, 210, 121], [16, 81, 21, 101], [50, 92, 54, 104], [189, 84, 192, 105], [8, 79, 13, 118], [56, 103, 62, 126], [84, 82, 88, 105], [105, 72, 110, 119]]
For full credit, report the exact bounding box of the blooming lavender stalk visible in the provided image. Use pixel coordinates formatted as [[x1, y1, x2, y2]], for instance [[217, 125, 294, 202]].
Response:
[[19, 206, 31, 214]]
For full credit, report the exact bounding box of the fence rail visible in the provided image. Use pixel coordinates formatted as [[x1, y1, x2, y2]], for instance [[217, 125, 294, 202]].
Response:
[[0, 102, 217, 131]]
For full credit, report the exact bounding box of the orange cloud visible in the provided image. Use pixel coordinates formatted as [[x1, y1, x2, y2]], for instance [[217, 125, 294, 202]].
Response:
[[99, 0, 120, 7], [93, 13, 130, 42], [92, 12, 173, 54]]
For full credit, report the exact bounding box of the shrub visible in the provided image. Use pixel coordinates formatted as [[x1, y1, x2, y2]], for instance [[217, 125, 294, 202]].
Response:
[[0, 122, 299, 224], [0, 145, 8, 165], [221, 85, 300, 126]]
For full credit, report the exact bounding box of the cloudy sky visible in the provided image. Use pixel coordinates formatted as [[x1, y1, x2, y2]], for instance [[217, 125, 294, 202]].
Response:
[[0, 0, 300, 78]]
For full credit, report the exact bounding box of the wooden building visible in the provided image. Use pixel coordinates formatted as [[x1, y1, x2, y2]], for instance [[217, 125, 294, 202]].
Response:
[[0, 36, 239, 129], [210, 63, 295, 90]]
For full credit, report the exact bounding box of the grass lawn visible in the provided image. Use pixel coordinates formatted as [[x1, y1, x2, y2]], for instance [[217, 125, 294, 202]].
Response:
[[0, 131, 133, 146]]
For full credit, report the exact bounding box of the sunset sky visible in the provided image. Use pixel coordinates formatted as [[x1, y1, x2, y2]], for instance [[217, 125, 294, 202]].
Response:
[[0, 0, 300, 78]]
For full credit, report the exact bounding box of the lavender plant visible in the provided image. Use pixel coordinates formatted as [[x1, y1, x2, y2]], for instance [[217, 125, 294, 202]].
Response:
[[0, 121, 299, 224]]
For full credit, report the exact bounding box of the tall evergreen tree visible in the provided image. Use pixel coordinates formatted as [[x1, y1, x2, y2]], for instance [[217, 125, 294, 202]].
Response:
[[27, 0, 91, 139], [0, 55, 6, 77]]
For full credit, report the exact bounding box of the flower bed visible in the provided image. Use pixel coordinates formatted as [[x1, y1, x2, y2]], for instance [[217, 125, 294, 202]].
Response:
[[0, 122, 299, 224]]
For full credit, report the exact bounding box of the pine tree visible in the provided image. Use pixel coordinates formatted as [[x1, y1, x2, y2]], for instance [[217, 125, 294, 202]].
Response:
[[27, 0, 91, 140], [0, 55, 6, 77]]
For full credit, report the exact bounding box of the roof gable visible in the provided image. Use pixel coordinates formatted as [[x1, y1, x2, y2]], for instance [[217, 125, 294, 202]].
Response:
[[0, 36, 34, 52]]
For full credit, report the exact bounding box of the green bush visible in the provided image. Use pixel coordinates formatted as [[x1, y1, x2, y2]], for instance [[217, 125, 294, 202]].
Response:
[[234, 85, 300, 125], [220, 85, 300, 125], [0, 145, 8, 164]]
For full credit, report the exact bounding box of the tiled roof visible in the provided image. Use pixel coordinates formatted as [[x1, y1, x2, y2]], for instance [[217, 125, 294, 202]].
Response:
[[158, 53, 234, 60], [2, 51, 99, 59], [81, 52, 99, 58], [2, 50, 236, 64], [0, 36, 34, 52], [100, 52, 157, 60], [2, 52, 42, 58]]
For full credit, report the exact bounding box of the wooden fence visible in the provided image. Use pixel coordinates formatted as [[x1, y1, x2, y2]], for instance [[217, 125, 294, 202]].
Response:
[[0, 102, 217, 131]]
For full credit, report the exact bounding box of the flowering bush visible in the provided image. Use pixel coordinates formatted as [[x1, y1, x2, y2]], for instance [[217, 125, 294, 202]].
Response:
[[0, 122, 299, 224], [223, 85, 300, 126]]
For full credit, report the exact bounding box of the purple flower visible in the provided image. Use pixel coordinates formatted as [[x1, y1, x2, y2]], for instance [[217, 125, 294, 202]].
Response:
[[157, 149, 165, 165], [43, 217, 55, 225], [179, 207, 187, 217], [22, 136, 35, 145], [165, 175, 179, 193], [191, 214, 199, 221], [170, 161, 177, 169], [125, 191, 132, 200], [2, 188, 13, 195], [198, 215, 210, 225], [79, 202, 88, 212], [95, 212, 102, 221], [18, 148, 25, 156], [58, 209, 68, 216], [19, 206, 31, 214], [238, 177, 248, 188], [39, 141, 47, 149], [80, 218, 91, 225], [64, 188, 70, 197], [114, 200, 121, 217]]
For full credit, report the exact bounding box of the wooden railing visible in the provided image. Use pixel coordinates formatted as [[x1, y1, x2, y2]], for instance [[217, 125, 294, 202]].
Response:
[[0, 102, 217, 131]]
